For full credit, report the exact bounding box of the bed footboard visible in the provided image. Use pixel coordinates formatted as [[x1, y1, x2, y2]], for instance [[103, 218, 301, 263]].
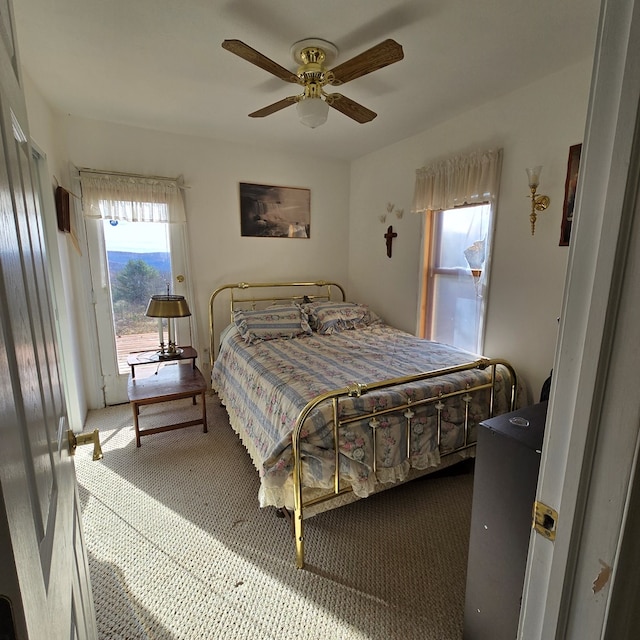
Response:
[[291, 358, 517, 569]]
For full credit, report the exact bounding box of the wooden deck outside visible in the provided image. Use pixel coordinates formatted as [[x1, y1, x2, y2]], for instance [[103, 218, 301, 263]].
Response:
[[115, 332, 159, 373]]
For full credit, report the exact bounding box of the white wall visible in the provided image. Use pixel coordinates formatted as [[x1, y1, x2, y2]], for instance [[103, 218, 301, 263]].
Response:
[[348, 58, 593, 398], [29, 116, 350, 406]]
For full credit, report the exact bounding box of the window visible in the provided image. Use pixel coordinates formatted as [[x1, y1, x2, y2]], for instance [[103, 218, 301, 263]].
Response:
[[102, 217, 172, 373], [420, 203, 493, 354], [412, 148, 502, 355]]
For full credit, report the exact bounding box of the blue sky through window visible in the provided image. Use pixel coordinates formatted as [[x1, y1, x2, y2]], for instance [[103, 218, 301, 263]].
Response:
[[103, 219, 170, 253]]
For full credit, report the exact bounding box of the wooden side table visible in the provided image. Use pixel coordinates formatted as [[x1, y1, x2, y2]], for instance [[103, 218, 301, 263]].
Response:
[[127, 348, 208, 447], [127, 345, 199, 377]]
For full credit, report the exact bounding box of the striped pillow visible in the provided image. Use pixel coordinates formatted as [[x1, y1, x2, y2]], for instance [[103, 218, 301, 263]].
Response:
[[304, 301, 380, 334], [234, 305, 311, 344]]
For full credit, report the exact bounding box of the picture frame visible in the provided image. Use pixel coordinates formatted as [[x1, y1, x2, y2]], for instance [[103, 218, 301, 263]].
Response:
[[560, 143, 582, 246], [55, 185, 71, 233], [55, 184, 82, 255], [239, 182, 310, 238]]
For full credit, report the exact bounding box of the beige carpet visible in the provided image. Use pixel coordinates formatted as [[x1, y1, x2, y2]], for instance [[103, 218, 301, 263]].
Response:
[[77, 391, 474, 640]]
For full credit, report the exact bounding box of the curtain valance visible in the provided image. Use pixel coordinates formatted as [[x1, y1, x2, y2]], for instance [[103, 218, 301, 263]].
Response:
[[412, 148, 503, 213], [79, 171, 186, 223]]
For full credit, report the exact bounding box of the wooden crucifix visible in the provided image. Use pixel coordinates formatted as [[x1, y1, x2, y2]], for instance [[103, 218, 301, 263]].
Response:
[[384, 225, 398, 258]]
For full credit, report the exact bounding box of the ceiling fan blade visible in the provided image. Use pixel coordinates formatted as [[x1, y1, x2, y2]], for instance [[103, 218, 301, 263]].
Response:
[[222, 39, 299, 83], [248, 96, 297, 118], [329, 39, 404, 85], [326, 93, 377, 124]]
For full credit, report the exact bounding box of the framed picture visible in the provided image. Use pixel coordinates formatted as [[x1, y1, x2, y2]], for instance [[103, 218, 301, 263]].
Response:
[[55, 184, 82, 254], [239, 182, 311, 238], [560, 143, 582, 246], [55, 185, 71, 232]]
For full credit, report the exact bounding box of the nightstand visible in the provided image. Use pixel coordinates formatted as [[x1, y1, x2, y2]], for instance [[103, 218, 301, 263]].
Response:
[[126, 347, 208, 447]]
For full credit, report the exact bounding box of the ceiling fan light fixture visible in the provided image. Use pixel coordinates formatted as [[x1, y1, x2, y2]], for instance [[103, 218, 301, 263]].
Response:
[[296, 97, 329, 128]]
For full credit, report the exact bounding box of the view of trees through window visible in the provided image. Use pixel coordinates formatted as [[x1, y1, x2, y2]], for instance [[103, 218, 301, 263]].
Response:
[[110, 258, 168, 334], [102, 219, 171, 368]]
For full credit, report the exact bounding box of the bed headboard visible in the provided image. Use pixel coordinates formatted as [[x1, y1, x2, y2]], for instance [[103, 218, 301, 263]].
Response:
[[208, 280, 346, 367]]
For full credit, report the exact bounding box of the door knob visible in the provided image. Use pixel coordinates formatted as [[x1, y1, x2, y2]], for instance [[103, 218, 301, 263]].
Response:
[[176, 275, 185, 283], [68, 429, 104, 461]]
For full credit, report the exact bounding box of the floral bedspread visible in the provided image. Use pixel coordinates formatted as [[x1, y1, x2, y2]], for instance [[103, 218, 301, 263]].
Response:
[[211, 323, 512, 509]]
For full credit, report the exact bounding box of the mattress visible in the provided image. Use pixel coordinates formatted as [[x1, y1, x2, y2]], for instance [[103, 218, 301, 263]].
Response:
[[212, 321, 512, 510]]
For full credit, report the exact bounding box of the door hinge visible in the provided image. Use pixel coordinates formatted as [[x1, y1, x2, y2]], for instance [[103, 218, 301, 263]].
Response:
[[533, 501, 558, 541]]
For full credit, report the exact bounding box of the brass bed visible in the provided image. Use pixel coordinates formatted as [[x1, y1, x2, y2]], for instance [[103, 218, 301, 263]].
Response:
[[209, 280, 518, 568]]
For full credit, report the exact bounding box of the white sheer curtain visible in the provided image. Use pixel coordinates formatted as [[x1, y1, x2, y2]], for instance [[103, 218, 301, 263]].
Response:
[[411, 148, 502, 213], [78, 170, 187, 290], [79, 171, 186, 222]]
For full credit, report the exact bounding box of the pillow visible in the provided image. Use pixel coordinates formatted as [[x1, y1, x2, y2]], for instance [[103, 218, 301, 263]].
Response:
[[233, 305, 311, 344], [303, 301, 380, 334]]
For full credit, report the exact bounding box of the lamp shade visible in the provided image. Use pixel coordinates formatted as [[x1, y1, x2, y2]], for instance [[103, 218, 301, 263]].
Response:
[[296, 97, 329, 128], [145, 294, 191, 318], [526, 166, 543, 189]]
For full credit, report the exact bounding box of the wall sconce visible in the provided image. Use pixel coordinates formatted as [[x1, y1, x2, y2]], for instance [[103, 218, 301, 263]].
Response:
[[526, 166, 550, 235]]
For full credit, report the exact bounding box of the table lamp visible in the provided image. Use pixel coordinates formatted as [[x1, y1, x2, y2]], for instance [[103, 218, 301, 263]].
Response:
[[145, 293, 191, 359]]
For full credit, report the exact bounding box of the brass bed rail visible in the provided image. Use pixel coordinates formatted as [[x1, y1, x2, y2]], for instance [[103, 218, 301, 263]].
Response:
[[208, 280, 346, 369], [290, 358, 518, 568]]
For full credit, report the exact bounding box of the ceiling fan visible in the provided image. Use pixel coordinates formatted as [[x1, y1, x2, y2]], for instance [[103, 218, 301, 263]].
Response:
[[221, 37, 404, 128]]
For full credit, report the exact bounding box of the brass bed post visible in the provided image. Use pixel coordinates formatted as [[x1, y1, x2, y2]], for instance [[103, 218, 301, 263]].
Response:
[[435, 396, 444, 448], [494, 360, 518, 412], [333, 398, 340, 495], [292, 384, 355, 569], [404, 400, 414, 461], [292, 407, 306, 569], [369, 413, 379, 476], [489, 363, 496, 417], [292, 397, 321, 569]]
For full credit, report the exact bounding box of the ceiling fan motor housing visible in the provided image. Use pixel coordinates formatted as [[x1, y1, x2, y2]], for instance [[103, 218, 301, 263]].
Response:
[[297, 46, 335, 96]]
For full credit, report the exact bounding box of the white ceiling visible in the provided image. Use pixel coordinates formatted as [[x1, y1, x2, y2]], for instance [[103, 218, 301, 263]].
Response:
[[13, 0, 601, 161]]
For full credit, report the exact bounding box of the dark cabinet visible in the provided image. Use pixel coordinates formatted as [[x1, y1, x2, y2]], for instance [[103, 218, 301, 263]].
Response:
[[463, 401, 547, 639]]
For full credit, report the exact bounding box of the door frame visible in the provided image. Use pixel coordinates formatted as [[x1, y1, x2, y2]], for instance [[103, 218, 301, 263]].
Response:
[[31, 145, 87, 431], [82, 184, 197, 406], [519, 0, 640, 637]]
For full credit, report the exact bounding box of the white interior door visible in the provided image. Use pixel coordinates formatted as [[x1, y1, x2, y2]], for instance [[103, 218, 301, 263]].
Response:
[[0, 2, 96, 637], [85, 214, 194, 405], [519, 1, 640, 638]]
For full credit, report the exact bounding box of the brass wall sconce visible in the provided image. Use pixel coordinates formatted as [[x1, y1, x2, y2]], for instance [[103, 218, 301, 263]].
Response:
[[526, 166, 550, 235]]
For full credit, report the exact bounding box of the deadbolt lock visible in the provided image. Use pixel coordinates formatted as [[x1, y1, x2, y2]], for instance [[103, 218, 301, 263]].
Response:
[[68, 429, 104, 461]]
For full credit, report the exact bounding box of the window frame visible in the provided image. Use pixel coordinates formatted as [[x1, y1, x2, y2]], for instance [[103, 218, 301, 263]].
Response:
[[419, 201, 495, 354]]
